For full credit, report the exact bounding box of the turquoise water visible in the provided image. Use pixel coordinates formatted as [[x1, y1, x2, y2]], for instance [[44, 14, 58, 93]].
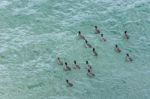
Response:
[[0, 0, 150, 99]]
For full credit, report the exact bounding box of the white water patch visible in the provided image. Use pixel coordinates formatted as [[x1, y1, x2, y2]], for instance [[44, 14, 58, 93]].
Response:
[[0, 0, 11, 9], [12, 6, 37, 16], [11, 0, 48, 16]]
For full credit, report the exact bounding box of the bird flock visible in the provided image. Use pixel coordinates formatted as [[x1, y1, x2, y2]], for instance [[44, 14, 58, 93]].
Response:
[[56, 26, 133, 87]]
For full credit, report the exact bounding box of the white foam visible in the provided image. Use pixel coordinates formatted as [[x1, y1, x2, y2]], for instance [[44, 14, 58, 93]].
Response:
[[0, 1, 11, 9], [12, 7, 37, 15]]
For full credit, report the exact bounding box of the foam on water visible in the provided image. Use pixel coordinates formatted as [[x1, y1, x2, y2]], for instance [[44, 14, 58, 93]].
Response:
[[0, 0, 150, 99]]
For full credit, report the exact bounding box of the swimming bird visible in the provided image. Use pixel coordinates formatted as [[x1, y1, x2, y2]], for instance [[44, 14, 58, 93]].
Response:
[[64, 62, 71, 71], [115, 44, 121, 53], [124, 31, 129, 40], [94, 26, 100, 34], [87, 69, 95, 77], [126, 53, 133, 62], [73, 60, 80, 69], [85, 40, 92, 48], [86, 61, 92, 70], [57, 57, 63, 65], [92, 48, 98, 56], [100, 34, 106, 42], [66, 79, 73, 87], [78, 31, 86, 40]]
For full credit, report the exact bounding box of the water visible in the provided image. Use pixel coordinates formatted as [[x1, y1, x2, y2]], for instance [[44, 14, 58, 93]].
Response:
[[0, 0, 150, 99]]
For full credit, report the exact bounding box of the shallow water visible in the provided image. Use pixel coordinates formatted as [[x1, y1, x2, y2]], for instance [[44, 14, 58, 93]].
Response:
[[0, 0, 150, 99]]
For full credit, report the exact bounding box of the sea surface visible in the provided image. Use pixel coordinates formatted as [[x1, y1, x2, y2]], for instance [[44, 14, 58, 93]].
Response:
[[0, 0, 150, 99]]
